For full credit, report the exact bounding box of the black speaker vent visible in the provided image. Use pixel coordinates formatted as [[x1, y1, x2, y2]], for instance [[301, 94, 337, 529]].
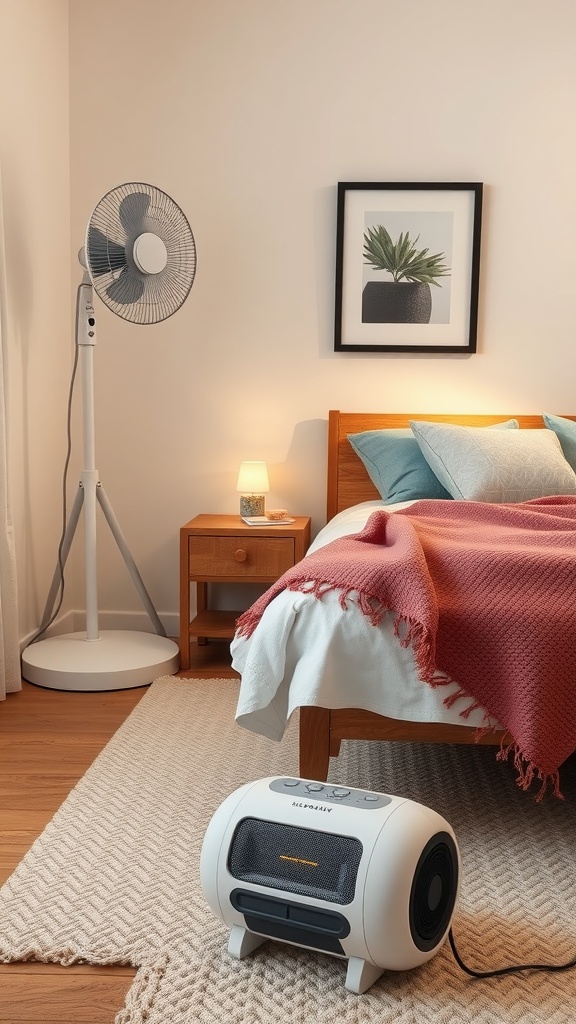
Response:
[[228, 817, 362, 905], [409, 832, 458, 952]]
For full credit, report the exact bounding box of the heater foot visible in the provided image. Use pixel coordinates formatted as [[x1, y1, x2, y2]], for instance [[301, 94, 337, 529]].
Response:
[[345, 957, 385, 994], [228, 925, 267, 960]]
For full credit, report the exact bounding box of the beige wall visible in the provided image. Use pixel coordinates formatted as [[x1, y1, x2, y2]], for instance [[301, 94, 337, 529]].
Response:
[[0, 0, 72, 640], [7, 0, 576, 639]]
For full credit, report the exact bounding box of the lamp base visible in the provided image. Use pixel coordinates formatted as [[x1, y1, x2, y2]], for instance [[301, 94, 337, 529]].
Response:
[[239, 494, 265, 516], [21, 630, 180, 691]]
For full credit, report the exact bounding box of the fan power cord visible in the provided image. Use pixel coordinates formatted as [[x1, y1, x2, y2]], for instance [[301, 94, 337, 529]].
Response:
[[26, 322, 80, 647], [448, 926, 576, 978]]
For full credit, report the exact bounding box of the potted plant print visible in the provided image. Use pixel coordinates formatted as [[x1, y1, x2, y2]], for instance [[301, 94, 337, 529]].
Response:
[[362, 225, 450, 324]]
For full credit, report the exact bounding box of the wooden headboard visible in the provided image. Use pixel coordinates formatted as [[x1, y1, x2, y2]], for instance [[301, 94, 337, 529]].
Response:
[[326, 411, 575, 520]]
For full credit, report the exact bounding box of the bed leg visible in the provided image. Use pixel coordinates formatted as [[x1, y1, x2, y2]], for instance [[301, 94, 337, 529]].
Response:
[[299, 706, 331, 782]]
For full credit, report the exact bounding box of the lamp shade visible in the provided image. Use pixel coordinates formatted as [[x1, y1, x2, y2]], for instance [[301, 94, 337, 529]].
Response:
[[236, 461, 269, 495]]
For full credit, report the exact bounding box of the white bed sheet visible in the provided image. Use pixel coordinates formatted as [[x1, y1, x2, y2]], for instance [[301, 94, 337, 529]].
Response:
[[231, 500, 496, 741]]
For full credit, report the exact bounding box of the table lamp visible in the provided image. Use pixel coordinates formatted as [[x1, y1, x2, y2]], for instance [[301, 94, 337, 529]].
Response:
[[236, 461, 269, 516]]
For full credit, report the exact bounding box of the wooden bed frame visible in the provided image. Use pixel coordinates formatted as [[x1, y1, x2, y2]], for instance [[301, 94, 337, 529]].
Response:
[[298, 409, 573, 781]]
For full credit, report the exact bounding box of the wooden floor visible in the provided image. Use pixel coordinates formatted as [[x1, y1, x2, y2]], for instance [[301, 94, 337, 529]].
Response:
[[0, 642, 235, 1024]]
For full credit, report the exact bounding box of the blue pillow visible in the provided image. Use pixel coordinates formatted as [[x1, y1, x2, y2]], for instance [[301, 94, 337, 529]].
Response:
[[348, 429, 452, 503], [348, 421, 520, 505], [543, 413, 576, 472]]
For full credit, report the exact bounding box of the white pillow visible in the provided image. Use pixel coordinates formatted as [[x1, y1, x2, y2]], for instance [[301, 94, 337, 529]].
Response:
[[409, 421, 576, 502]]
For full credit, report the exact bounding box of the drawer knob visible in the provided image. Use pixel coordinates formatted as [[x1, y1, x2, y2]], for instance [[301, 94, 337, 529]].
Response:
[[234, 548, 247, 563]]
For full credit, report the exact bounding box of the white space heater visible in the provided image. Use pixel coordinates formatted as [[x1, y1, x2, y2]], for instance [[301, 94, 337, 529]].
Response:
[[200, 776, 460, 994]]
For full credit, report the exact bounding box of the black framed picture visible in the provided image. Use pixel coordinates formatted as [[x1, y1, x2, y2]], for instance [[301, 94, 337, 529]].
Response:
[[334, 182, 483, 353]]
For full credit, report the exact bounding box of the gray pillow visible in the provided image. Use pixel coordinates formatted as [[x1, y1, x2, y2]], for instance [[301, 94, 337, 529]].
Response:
[[410, 421, 576, 502], [348, 420, 519, 504]]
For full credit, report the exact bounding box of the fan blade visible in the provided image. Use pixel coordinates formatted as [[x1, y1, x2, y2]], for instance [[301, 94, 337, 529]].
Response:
[[106, 267, 145, 306], [119, 191, 151, 233], [87, 226, 127, 277]]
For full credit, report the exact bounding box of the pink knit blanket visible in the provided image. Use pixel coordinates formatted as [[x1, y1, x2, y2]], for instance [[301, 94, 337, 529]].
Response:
[[236, 497, 576, 799]]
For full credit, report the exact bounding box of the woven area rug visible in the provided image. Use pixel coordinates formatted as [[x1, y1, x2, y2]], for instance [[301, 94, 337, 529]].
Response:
[[1, 676, 576, 1023]]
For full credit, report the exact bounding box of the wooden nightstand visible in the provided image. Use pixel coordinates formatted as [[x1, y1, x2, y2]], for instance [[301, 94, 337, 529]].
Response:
[[179, 514, 311, 672]]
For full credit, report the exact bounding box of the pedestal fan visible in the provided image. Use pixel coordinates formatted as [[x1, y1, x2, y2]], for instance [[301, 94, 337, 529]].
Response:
[[21, 183, 197, 690]]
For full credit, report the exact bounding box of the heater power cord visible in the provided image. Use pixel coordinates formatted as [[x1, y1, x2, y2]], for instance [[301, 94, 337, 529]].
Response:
[[448, 927, 576, 978]]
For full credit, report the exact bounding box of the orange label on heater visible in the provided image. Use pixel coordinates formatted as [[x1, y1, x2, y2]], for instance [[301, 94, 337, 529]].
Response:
[[279, 855, 319, 867]]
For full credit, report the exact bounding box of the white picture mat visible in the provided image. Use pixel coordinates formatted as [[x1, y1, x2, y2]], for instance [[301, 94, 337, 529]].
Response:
[[340, 188, 477, 349]]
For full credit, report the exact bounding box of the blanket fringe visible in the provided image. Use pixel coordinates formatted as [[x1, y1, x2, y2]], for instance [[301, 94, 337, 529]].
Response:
[[304, 583, 395, 626], [442, 685, 484, 719], [497, 737, 563, 802], [439, 690, 564, 802], [393, 615, 438, 688], [235, 582, 395, 637]]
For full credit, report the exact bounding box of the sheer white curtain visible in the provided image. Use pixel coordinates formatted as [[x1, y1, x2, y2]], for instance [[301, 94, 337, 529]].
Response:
[[0, 165, 21, 699]]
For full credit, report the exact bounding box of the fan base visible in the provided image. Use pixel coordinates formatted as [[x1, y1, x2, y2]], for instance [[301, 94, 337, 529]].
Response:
[[21, 630, 180, 692]]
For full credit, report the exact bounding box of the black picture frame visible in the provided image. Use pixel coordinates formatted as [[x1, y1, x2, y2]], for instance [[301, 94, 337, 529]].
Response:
[[334, 182, 483, 353]]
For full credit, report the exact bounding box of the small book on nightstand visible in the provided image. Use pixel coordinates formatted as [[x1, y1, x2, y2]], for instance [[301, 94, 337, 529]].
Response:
[[241, 516, 296, 526]]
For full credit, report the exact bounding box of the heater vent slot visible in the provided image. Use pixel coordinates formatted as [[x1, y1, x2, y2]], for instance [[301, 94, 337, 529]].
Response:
[[230, 888, 350, 954]]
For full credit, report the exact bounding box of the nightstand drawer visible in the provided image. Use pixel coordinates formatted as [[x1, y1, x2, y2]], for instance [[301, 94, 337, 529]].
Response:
[[188, 535, 295, 580]]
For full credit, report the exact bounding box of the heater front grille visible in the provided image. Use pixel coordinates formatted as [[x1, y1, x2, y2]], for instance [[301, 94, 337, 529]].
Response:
[[228, 817, 363, 905]]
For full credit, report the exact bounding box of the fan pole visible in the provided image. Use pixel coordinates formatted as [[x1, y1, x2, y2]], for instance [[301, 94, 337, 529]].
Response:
[[78, 275, 100, 641]]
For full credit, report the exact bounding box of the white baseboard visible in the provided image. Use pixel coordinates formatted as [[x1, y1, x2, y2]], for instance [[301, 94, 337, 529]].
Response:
[[21, 609, 179, 649]]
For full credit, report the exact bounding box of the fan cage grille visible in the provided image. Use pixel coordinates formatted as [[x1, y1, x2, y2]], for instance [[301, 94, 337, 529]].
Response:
[[85, 182, 197, 325]]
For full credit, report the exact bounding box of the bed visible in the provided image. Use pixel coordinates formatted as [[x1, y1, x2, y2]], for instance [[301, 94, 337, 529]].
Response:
[[231, 410, 576, 793]]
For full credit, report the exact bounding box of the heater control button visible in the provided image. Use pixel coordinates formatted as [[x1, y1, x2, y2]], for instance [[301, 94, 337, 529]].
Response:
[[269, 778, 393, 809]]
